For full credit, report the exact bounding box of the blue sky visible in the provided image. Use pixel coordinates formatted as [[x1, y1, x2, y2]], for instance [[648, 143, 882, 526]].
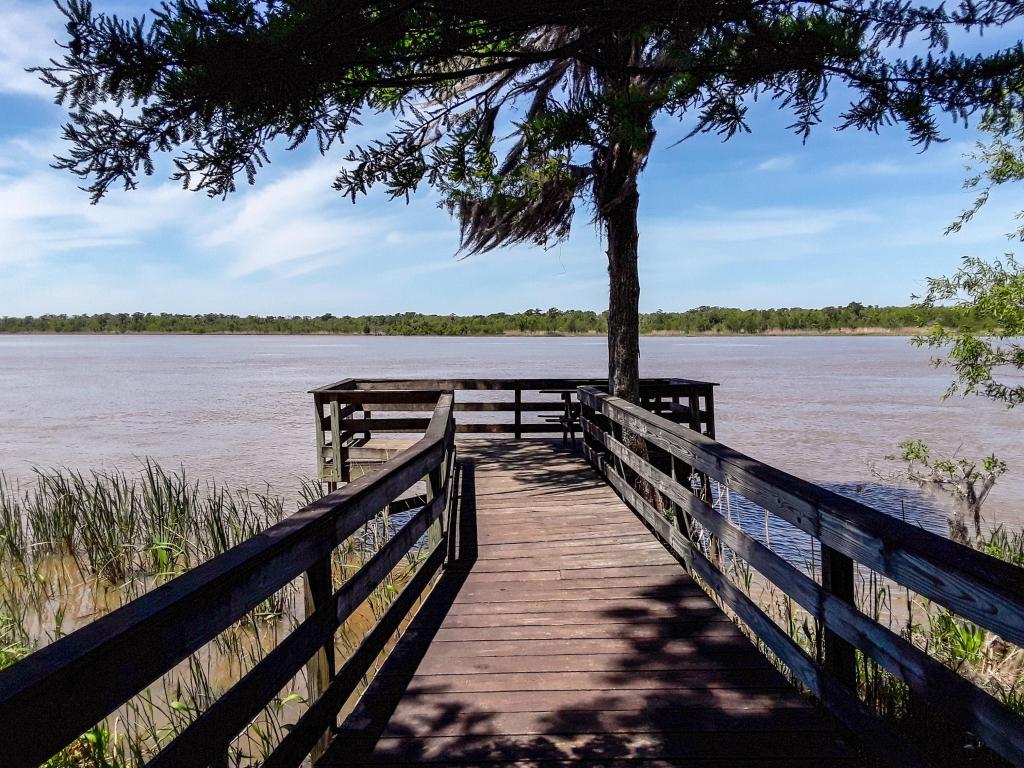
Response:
[[1, 1, 1022, 316]]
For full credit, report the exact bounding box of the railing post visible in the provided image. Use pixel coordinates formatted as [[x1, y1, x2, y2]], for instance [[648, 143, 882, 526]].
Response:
[[702, 386, 716, 439], [303, 555, 336, 761], [426, 402, 453, 552], [315, 394, 328, 482], [425, 466, 442, 548], [821, 545, 857, 690], [579, 395, 594, 466], [330, 399, 346, 484], [670, 454, 694, 540], [513, 387, 522, 439]]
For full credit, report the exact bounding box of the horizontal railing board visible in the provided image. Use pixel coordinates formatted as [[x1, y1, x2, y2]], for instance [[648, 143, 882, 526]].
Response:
[[456, 423, 566, 434], [340, 417, 433, 431], [0, 395, 454, 767], [317, 390, 445, 404], [578, 387, 1024, 647], [323, 378, 607, 392], [583, 416, 1024, 764], [323, 401, 574, 413], [146, 490, 449, 768], [309, 377, 358, 393], [264, 541, 447, 768], [313, 377, 714, 393], [581, 441, 929, 767], [338, 420, 574, 434]]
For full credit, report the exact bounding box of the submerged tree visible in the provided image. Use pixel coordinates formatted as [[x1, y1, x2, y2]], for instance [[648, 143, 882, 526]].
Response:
[[38, 0, 1024, 399], [880, 438, 1007, 543]]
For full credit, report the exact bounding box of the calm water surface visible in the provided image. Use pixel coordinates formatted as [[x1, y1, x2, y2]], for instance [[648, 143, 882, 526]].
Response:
[[1, 334, 1021, 533]]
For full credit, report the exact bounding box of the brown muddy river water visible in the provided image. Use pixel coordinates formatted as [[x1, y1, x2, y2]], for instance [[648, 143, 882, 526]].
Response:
[[1, 334, 1021, 540]]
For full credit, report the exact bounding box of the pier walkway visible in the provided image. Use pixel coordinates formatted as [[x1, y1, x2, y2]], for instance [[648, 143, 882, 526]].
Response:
[[322, 439, 859, 766], [5, 378, 1024, 768]]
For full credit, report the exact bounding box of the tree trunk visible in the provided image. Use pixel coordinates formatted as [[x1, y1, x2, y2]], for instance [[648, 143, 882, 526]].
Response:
[[591, 35, 656, 403], [605, 186, 642, 401]]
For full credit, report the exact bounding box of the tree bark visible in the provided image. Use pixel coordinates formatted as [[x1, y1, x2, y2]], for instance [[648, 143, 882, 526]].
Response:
[[592, 34, 655, 403], [605, 185, 642, 401]]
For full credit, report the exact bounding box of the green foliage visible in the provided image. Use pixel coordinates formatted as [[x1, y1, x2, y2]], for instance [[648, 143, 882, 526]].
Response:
[[915, 117, 1024, 409], [930, 610, 987, 669], [979, 526, 1024, 568], [914, 255, 1024, 407], [948, 117, 1024, 241], [881, 438, 1007, 542], [36, 1, 1024, 229], [0, 302, 981, 336], [886, 439, 1008, 491], [0, 461, 287, 588], [0, 612, 32, 671]]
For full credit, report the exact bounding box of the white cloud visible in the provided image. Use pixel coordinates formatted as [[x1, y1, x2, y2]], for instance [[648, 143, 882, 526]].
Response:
[[0, 149, 205, 267], [755, 155, 796, 172], [200, 161, 403, 277], [0, 131, 433, 281], [0, 2, 63, 98], [646, 206, 875, 247], [831, 160, 908, 176], [829, 143, 975, 178]]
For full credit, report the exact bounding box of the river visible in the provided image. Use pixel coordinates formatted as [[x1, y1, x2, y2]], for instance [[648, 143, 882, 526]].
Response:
[[1, 334, 1021, 535]]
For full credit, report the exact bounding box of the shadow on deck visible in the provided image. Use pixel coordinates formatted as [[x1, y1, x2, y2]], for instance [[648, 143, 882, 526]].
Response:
[[319, 439, 861, 767]]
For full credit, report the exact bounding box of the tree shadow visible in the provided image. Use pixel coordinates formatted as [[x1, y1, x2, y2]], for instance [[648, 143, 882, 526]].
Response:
[[320, 442, 862, 767]]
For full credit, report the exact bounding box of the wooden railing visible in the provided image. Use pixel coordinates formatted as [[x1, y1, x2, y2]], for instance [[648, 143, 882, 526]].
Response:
[[578, 386, 1024, 767], [311, 377, 715, 483], [0, 394, 457, 768]]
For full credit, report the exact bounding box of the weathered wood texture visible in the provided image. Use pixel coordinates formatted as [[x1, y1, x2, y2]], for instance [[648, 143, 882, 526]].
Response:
[[319, 439, 860, 767], [312, 379, 716, 482], [577, 386, 1024, 766], [0, 394, 457, 768]]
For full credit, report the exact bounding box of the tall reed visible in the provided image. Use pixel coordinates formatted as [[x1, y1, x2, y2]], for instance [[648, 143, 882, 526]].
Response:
[[1, 461, 427, 766]]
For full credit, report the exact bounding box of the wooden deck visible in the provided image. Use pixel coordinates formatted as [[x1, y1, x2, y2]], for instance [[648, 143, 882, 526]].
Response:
[[11, 380, 1021, 767], [321, 439, 861, 767]]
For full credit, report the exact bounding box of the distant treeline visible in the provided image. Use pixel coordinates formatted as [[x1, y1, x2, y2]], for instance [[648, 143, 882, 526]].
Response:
[[0, 304, 983, 336]]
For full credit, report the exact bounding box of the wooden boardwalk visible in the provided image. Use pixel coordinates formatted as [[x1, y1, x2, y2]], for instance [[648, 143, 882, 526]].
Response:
[[322, 439, 861, 767], [10, 381, 1023, 768]]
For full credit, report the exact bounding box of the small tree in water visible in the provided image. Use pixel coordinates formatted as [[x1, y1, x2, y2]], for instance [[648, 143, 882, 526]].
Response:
[[882, 439, 1007, 544], [37, 1, 1024, 400]]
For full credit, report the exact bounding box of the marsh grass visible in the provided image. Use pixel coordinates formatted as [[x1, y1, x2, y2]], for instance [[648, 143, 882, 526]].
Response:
[[0, 462, 425, 767]]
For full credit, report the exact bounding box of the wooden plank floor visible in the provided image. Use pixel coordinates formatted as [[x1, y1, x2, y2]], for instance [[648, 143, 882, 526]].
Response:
[[320, 439, 861, 767]]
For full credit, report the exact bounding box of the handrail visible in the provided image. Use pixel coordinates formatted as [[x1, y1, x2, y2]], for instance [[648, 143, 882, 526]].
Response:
[[578, 385, 1024, 766], [0, 393, 457, 768], [312, 378, 716, 483]]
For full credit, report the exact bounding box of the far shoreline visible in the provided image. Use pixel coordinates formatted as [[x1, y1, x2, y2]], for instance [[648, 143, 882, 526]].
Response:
[[0, 327, 930, 338]]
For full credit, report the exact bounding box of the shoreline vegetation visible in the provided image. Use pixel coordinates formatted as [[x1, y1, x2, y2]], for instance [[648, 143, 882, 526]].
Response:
[[0, 462, 416, 766], [0, 303, 984, 337]]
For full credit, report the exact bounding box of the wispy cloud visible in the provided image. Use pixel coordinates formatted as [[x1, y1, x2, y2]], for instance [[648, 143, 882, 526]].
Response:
[[0, 133, 209, 267], [0, 133, 432, 281], [0, 2, 62, 98], [831, 160, 908, 176], [829, 143, 975, 178], [646, 206, 875, 246], [755, 155, 796, 172], [200, 161, 406, 277]]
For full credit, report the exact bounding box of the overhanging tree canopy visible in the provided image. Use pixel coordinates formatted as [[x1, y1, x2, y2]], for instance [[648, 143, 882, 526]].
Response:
[[40, 0, 1024, 398]]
